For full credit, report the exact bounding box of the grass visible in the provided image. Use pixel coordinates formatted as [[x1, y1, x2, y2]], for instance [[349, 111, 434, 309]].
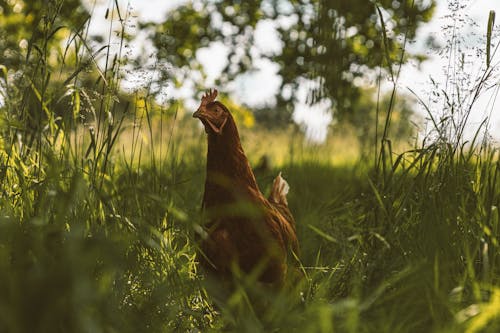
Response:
[[1, 2, 500, 333]]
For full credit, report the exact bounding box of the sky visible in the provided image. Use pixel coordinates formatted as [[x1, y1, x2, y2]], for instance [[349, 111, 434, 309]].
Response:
[[85, 0, 500, 142]]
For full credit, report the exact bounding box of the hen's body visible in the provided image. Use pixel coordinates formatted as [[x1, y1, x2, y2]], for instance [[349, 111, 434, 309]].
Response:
[[195, 91, 298, 285]]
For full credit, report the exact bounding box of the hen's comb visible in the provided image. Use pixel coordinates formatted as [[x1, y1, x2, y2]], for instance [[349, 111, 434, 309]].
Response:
[[200, 89, 218, 107]]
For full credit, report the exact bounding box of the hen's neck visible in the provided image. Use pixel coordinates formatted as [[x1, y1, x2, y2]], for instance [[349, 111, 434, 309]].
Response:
[[204, 117, 260, 206]]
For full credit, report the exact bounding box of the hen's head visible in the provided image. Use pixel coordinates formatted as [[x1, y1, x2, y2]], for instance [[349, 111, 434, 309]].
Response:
[[193, 89, 230, 135]]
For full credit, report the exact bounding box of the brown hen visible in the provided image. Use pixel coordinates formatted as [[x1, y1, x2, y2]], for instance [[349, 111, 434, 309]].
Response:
[[193, 89, 299, 286]]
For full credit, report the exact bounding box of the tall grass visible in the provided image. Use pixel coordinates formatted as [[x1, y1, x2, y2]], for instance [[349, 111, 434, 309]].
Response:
[[0, 1, 500, 332]]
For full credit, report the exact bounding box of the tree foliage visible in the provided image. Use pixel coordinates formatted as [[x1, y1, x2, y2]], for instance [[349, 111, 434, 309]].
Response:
[[147, 0, 435, 124]]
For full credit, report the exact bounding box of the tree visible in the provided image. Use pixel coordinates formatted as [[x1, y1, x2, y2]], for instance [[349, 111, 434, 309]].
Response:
[[146, 0, 435, 125]]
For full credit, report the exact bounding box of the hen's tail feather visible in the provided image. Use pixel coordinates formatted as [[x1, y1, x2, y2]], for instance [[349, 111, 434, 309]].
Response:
[[269, 172, 299, 256], [269, 172, 290, 206]]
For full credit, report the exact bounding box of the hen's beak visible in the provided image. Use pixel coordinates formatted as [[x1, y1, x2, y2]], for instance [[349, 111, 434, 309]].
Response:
[[193, 109, 201, 118]]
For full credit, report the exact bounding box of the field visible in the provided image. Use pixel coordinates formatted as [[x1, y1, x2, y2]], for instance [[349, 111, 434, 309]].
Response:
[[1, 3, 500, 333]]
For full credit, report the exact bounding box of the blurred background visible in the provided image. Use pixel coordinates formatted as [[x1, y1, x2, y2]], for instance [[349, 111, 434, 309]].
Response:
[[85, 0, 500, 144], [2, 0, 499, 148]]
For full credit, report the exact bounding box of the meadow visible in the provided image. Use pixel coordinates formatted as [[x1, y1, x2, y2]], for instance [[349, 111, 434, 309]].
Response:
[[1, 3, 500, 333]]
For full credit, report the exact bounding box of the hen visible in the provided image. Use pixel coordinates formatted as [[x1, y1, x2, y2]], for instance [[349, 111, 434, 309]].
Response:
[[193, 89, 299, 286]]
